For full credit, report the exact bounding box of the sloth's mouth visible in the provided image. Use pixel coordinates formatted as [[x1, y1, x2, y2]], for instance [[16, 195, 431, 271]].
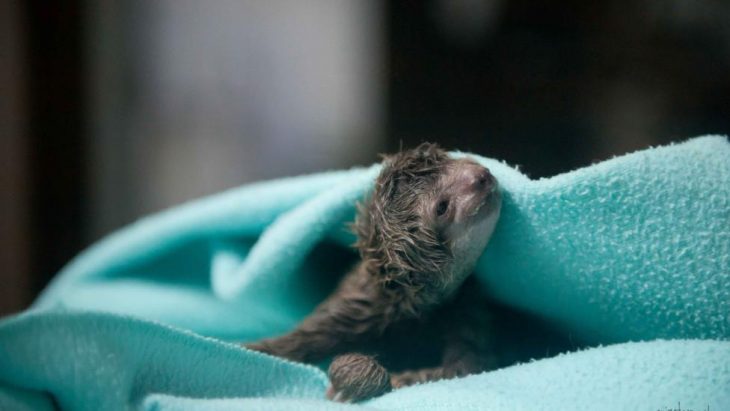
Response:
[[468, 186, 500, 219], [468, 200, 486, 217]]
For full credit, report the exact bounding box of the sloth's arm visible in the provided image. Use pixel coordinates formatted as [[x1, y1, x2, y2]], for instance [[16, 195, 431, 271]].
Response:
[[245, 268, 383, 363], [245, 306, 349, 363]]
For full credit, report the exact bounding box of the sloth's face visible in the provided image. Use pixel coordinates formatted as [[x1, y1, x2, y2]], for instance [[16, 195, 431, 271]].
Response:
[[426, 158, 501, 243], [424, 158, 502, 294]]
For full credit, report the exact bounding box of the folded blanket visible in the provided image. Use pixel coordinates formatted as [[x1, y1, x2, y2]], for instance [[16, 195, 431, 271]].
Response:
[[1, 136, 728, 410]]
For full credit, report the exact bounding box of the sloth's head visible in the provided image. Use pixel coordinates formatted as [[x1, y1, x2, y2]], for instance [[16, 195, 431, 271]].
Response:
[[354, 143, 501, 299]]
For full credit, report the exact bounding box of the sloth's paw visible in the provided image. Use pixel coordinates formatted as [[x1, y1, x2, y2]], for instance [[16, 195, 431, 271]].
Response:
[[327, 353, 391, 402]]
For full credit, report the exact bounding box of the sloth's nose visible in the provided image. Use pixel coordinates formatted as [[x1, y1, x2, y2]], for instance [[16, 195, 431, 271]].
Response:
[[469, 166, 495, 193]]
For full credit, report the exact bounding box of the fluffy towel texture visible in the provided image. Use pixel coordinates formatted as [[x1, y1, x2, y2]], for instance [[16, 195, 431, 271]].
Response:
[[1, 313, 728, 410], [1, 136, 729, 410]]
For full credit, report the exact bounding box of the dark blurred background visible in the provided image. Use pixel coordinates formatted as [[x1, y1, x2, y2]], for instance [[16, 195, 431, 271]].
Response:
[[2, 0, 729, 315]]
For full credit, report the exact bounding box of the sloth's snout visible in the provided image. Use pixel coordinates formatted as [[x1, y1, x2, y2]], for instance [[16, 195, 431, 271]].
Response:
[[460, 164, 495, 195], [473, 168, 495, 192]]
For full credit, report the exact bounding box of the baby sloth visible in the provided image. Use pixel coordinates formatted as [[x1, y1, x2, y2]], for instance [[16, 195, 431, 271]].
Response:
[[246, 143, 502, 402]]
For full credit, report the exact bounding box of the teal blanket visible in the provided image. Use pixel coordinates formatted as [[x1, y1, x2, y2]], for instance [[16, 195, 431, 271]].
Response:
[[1, 136, 729, 410]]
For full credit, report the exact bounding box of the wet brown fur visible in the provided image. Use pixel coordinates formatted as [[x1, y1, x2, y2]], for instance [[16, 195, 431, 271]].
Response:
[[245, 143, 498, 402]]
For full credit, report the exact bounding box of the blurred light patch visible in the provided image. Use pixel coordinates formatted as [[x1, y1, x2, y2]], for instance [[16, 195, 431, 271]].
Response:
[[88, 0, 384, 237]]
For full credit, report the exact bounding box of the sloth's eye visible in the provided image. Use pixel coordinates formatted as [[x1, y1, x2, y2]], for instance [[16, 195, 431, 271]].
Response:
[[435, 199, 449, 216]]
